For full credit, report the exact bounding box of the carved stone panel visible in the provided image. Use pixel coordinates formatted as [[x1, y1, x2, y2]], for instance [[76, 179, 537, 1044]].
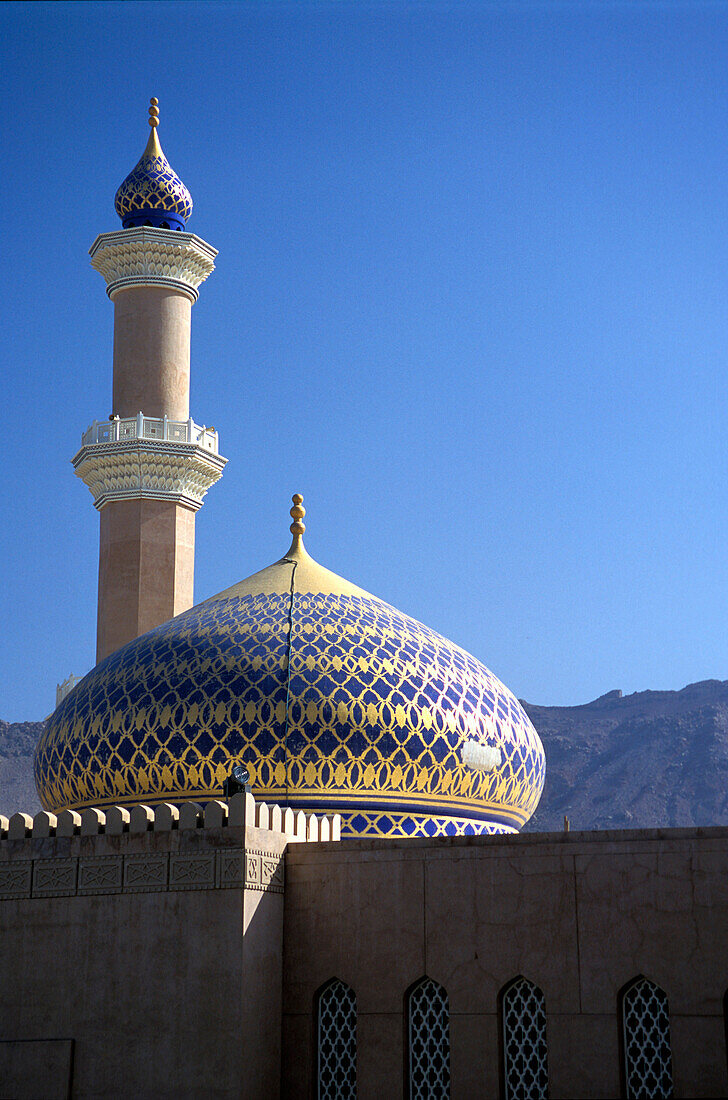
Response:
[[0, 862, 32, 900], [33, 859, 78, 898], [169, 853, 216, 891], [124, 854, 169, 893], [78, 857, 123, 895]]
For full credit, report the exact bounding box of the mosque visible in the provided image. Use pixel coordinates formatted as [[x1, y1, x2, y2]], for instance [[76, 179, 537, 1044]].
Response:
[[1, 102, 727, 1100]]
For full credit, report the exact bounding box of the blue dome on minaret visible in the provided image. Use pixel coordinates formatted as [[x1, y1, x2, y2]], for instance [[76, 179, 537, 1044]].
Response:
[[114, 98, 193, 231]]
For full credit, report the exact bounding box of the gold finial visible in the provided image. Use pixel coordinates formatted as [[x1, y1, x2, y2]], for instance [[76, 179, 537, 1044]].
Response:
[[289, 493, 306, 536], [149, 97, 160, 127]]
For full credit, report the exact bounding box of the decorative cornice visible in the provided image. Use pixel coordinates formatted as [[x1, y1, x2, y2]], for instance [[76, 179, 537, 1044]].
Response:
[[89, 228, 217, 301], [0, 848, 283, 900], [73, 438, 227, 512]]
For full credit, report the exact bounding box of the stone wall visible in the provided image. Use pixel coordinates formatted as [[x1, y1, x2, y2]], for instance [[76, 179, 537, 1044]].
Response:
[[0, 796, 338, 1100], [2, 812, 726, 1098], [282, 826, 728, 1099]]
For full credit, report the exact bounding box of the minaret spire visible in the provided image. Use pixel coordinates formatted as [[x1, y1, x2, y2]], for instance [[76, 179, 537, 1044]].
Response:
[[74, 99, 226, 662]]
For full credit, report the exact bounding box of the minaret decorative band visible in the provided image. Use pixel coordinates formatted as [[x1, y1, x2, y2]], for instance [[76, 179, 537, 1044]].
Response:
[[73, 416, 226, 512], [90, 227, 216, 302]]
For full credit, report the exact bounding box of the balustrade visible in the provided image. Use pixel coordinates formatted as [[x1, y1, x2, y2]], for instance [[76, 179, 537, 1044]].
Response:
[[81, 413, 219, 453]]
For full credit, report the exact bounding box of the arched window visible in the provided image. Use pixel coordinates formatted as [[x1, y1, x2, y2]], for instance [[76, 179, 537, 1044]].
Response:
[[620, 976, 673, 1099], [500, 976, 548, 1100], [316, 978, 357, 1100], [406, 976, 450, 1099]]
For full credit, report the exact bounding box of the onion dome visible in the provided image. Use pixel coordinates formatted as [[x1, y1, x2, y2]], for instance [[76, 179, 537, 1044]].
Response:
[[114, 98, 192, 231], [35, 497, 545, 838]]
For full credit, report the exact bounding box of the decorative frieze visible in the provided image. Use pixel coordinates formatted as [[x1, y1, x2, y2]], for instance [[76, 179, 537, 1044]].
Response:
[[73, 438, 227, 512], [0, 848, 285, 901], [89, 228, 217, 302]]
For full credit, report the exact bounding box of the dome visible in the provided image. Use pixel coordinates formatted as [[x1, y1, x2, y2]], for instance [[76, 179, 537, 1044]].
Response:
[[35, 499, 545, 838], [114, 98, 192, 231]]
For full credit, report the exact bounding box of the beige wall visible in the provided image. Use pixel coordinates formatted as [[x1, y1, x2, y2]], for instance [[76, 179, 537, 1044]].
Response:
[[282, 827, 728, 1099], [111, 286, 192, 421], [96, 499, 195, 661], [2, 824, 727, 1099], [0, 822, 286, 1100]]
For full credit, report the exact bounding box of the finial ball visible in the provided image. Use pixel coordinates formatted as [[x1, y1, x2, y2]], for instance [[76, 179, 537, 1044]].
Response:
[[289, 493, 306, 536], [148, 98, 160, 127], [150, 97, 159, 106]]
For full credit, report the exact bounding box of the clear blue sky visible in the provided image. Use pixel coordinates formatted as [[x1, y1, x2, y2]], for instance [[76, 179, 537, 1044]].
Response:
[[2, 1, 727, 722]]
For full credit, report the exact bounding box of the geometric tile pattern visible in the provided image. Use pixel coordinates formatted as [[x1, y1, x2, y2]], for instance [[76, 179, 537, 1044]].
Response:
[[35, 591, 545, 838], [114, 137, 192, 221], [407, 977, 450, 1100], [317, 979, 357, 1100], [501, 976, 549, 1100], [621, 977, 673, 1100]]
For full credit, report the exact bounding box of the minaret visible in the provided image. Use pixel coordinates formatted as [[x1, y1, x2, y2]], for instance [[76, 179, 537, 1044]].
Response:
[[74, 98, 226, 663]]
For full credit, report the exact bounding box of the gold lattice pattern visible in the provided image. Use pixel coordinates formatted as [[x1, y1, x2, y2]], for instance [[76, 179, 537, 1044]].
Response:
[[35, 592, 545, 837], [115, 148, 192, 220]]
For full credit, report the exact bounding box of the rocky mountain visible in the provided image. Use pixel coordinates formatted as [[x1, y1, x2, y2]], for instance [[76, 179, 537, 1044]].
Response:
[[523, 679, 728, 832], [3, 679, 728, 831], [0, 720, 43, 817]]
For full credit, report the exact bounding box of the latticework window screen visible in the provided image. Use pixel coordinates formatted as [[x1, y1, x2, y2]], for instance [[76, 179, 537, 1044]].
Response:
[[501, 976, 549, 1100], [317, 978, 357, 1100], [407, 977, 450, 1099], [621, 977, 673, 1100]]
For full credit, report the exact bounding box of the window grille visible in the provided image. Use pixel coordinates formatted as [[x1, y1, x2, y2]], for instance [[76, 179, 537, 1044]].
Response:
[[317, 979, 357, 1100], [407, 977, 450, 1099], [501, 976, 548, 1100], [621, 977, 673, 1099]]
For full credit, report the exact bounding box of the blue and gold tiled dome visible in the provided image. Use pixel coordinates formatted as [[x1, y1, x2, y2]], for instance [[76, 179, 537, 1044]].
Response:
[[114, 98, 193, 231], [35, 498, 545, 838]]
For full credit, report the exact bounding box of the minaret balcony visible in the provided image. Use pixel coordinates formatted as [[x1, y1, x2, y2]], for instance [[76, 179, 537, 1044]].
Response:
[[81, 413, 221, 453], [73, 413, 227, 512]]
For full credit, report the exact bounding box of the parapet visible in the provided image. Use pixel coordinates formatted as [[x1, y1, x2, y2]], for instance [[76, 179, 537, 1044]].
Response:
[[0, 796, 340, 843], [0, 797, 341, 902]]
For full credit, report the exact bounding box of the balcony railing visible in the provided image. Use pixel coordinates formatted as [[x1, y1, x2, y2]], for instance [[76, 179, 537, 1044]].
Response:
[[81, 413, 220, 454]]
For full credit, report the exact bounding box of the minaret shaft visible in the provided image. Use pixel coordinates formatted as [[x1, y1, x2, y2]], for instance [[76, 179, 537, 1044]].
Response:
[[112, 286, 191, 420], [97, 499, 194, 661]]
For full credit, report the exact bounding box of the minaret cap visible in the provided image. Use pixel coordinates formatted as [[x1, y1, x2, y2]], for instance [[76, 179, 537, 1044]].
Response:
[[114, 97, 193, 231]]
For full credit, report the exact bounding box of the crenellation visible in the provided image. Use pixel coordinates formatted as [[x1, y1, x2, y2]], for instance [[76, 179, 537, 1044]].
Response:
[[80, 807, 106, 835], [226, 790, 248, 827], [106, 806, 130, 834], [33, 811, 57, 837], [8, 812, 33, 840], [204, 799, 228, 829], [179, 801, 203, 830], [56, 809, 81, 837], [0, 799, 341, 850], [154, 803, 179, 831], [129, 804, 154, 833]]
